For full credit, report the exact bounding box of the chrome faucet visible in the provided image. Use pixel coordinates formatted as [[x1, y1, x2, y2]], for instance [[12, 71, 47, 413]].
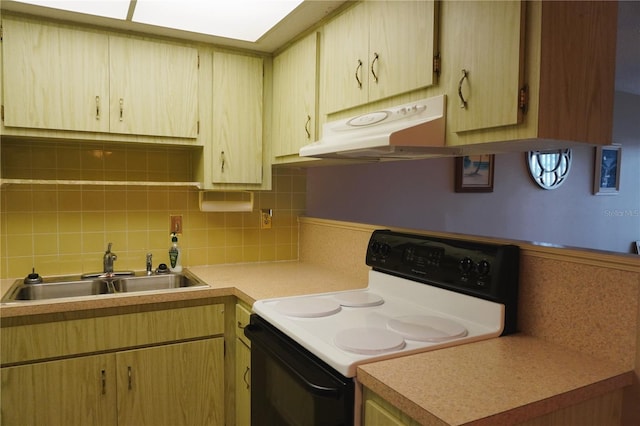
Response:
[[103, 243, 117, 275], [146, 253, 153, 275]]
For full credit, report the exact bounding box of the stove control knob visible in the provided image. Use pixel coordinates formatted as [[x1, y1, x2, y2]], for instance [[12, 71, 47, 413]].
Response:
[[369, 241, 381, 254], [477, 260, 491, 276], [380, 243, 391, 256], [459, 257, 474, 274]]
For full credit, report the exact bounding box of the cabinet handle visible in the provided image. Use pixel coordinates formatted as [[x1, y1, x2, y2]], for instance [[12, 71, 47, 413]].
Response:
[[458, 69, 469, 109], [220, 151, 225, 172], [95, 96, 100, 120], [304, 115, 311, 139], [101, 369, 106, 395], [371, 52, 379, 83], [127, 366, 132, 390], [237, 320, 246, 329], [119, 98, 124, 121], [243, 366, 250, 389], [355, 59, 363, 89]]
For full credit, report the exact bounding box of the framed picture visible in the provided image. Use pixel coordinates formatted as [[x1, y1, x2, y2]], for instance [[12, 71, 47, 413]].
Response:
[[454, 155, 494, 193], [593, 145, 621, 195]]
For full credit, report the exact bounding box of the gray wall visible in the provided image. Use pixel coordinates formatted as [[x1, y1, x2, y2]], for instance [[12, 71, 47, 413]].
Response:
[[306, 92, 640, 254]]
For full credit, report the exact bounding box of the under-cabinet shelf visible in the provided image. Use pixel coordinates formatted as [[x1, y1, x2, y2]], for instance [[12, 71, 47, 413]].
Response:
[[0, 179, 203, 188]]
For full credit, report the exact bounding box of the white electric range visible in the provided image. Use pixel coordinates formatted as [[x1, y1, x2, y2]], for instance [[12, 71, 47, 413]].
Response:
[[246, 230, 520, 425]]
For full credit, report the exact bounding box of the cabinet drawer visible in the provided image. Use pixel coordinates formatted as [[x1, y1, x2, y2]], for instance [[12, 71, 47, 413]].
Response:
[[1, 304, 224, 365], [235, 303, 251, 346]]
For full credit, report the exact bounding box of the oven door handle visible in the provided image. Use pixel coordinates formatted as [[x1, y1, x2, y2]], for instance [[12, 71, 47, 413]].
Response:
[[245, 323, 345, 399]]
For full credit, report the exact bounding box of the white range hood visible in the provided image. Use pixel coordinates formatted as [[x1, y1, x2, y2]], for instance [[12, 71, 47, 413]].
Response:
[[299, 95, 449, 160]]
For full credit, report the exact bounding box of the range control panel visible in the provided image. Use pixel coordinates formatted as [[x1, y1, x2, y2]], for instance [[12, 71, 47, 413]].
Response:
[[366, 230, 520, 333]]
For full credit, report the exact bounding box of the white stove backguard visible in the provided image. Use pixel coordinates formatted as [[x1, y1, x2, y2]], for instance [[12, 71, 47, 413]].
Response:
[[252, 270, 505, 377]]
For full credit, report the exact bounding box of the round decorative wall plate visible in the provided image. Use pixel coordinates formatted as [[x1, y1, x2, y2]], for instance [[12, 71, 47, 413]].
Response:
[[527, 149, 572, 190]]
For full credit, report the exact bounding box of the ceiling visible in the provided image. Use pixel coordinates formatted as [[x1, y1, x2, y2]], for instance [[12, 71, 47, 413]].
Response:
[[1, 0, 638, 94]]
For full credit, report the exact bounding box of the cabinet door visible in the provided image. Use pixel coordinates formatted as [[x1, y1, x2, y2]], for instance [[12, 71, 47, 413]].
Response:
[[273, 32, 319, 158], [235, 338, 251, 426], [211, 52, 263, 184], [116, 339, 224, 426], [364, 400, 406, 426], [109, 36, 199, 138], [321, 3, 369, 114], [367, 1, 437, 103], [2, 18, 110, 132], [1, 354, 116, 426], [445, 1, 525, 133]]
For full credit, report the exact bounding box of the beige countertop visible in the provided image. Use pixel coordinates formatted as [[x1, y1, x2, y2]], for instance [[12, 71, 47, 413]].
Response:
[[358, 335, 633, 425], [0, 262, 633, 425]]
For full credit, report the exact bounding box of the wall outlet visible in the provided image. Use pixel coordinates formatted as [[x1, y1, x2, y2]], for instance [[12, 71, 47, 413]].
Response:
[[260, 209, 272, 229], [170, 215, 183, 234]]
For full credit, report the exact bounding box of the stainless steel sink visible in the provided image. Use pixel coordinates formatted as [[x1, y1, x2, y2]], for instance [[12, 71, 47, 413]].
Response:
[[1, 270, 208, 303]]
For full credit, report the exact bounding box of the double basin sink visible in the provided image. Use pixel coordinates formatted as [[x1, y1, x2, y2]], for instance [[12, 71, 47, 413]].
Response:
[[1, 270, 209, 303]]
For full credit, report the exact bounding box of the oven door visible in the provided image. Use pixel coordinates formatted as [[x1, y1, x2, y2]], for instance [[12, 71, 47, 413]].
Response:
[[244, 314, 354, 426]]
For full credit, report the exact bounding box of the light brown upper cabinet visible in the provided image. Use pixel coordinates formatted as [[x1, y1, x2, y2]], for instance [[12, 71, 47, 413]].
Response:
[[108, 36, 198, 138], [442, 0, 617, 149], [2, 17, 110, 133], [209, 52, 264, 186], [444, 1, 525, 134], [321, 1, 438, 115], [272, 32, 319, 163], [2, 17, 199, 139]]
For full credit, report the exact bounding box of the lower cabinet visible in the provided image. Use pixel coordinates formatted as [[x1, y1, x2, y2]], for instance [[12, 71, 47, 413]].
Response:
[[116, 339, 224, 426], [362, 388, 420, 426], [1, 304, 226, 426], [235, 302, 252, 426], [235, 338, 251, 426], [1, 353, 117, 425], [1, 338, 224, 426]]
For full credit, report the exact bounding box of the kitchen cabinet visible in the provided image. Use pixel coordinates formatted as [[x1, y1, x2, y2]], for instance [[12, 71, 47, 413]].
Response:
[[1, 339, 223, 426], [445, 1, 525, 133], [2, 17, 110, 133], [442, 0, 617, 150], [235, 339, 251, 426], [272, 32, 319, 164], [362, 389, 419, 426], [208, 52, 264, 186], [2, 16, 199, 139], [116, 339, 224, 426], [235, 302, 252, 426], [1, 304, 225, 426], [108, 36, 198, 138], [321, 1, 438, 115], [1, 354, 117, 425]]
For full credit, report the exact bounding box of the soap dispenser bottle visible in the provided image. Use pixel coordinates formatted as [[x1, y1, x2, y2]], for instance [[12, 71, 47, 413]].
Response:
[[169, 232, 183, 273]]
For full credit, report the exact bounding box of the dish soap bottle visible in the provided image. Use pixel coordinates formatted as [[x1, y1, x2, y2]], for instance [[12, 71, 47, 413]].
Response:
[[169, 232, 182, 273]]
